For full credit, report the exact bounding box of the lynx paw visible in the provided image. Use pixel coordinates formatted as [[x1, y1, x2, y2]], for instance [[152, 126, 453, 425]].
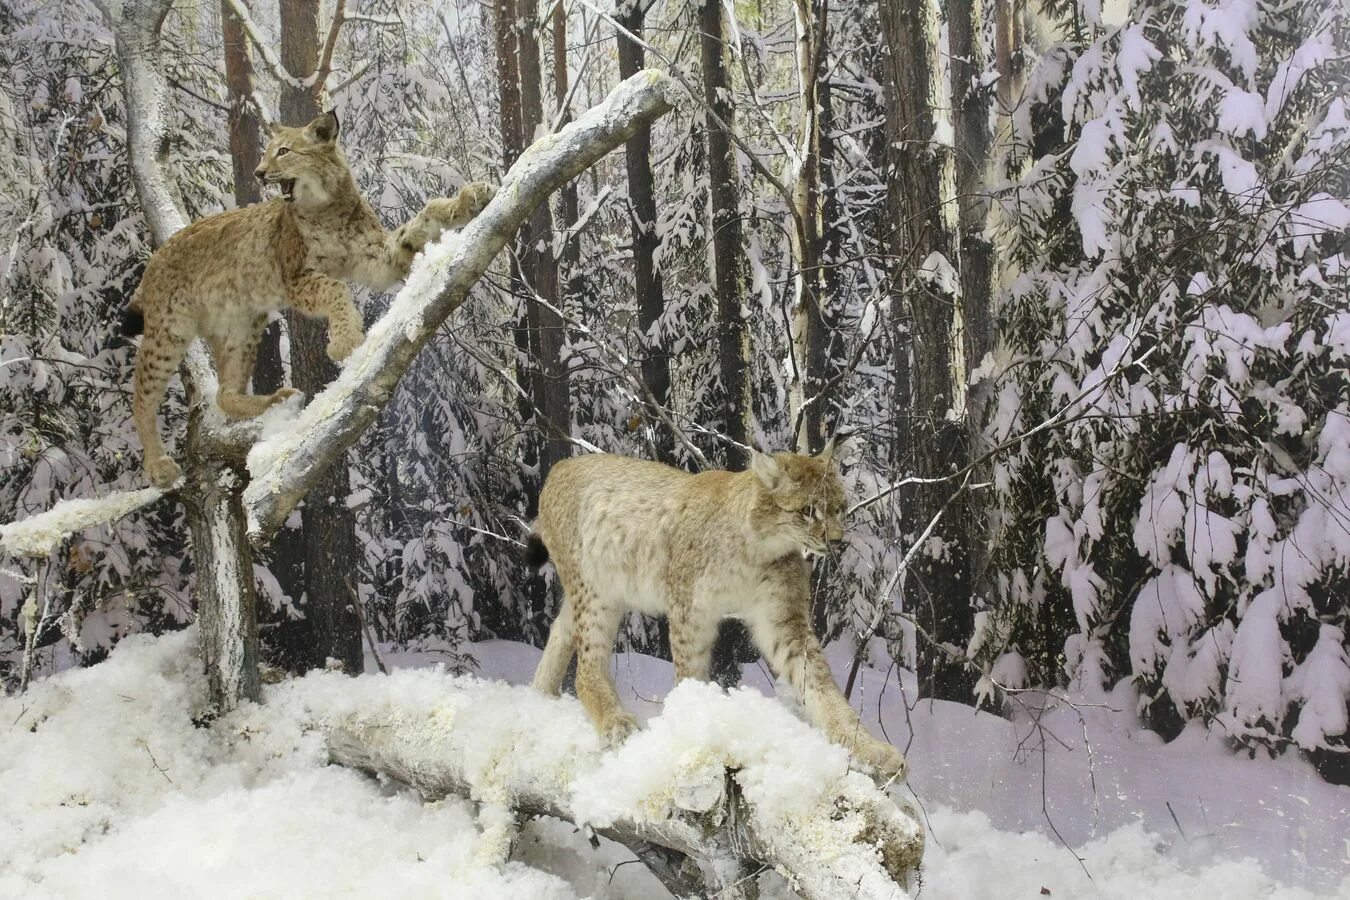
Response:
[[859, 741, 908, 784], [267, 387, 304, 407], [600, 711, 639, 748], [326, 332, 363, 363], [459, 181, 496, 216], [145, 455, 182, 489]]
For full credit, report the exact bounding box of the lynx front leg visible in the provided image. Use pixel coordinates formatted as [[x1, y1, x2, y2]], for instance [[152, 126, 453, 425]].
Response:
[[747, 599, 908, 783], [132, 316, 193, 488], [288, 273, 364, 362]]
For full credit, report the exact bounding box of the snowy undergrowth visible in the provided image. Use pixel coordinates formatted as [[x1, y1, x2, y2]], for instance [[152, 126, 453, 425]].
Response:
[[2, 633, 1347, 899]]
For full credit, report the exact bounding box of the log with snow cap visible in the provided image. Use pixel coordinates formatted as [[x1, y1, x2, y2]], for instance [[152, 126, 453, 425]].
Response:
[[322, 669, 924, 899]]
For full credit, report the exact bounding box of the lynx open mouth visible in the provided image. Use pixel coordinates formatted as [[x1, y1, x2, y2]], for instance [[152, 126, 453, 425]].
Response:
[[280, 178, 296, 202]]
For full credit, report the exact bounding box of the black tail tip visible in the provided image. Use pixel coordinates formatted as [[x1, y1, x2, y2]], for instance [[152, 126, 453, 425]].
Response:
[[524, 533, 550, 571], [120, 308, 144, 337]]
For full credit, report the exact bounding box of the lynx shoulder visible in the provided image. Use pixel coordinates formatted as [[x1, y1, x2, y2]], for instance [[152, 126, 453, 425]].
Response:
[[528, 441, 907, 782], [126, 110, 494, 487]]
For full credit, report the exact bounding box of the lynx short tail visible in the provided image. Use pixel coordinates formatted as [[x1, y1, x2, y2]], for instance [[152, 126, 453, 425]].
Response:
[[120, 307, 144, 337], [524, 533, 550, 570]]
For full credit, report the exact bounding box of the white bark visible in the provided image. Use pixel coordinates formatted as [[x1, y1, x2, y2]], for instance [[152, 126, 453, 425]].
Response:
[[322, 678, 922, 899], [241, 70, 680, 539]]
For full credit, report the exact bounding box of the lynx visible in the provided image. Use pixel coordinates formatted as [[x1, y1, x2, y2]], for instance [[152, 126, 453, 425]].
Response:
[[125, 110, 494, 487], [527, 442, 908, 781]]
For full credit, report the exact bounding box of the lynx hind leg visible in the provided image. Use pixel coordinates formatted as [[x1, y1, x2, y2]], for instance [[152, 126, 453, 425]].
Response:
[[132, 317, 192, 488], [532, 599, 575, 696], [288, 273, 364, 362], [567, 576, 636, 746], [213, 315, 296, 419]]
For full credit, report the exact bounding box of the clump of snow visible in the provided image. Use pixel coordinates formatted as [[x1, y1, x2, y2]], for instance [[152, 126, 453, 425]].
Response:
[[0, 487, 168, 558]]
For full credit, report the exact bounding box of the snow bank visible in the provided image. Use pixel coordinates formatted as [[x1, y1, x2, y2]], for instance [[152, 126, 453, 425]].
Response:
[[3, 633, 1346, 899]]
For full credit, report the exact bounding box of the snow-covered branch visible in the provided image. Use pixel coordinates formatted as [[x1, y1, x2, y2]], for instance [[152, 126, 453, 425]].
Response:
[[242, 70, 682, 539], [318, 672, 922, 899], [0, 488, 169, 559]]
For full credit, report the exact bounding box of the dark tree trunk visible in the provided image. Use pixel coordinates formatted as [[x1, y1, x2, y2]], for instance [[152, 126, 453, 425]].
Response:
[[950, 0, 997, 610], [276, 0, 363, 675], [219, 0, 309, 669], [699, 0, 751, 473], [517, 0, 573, 481], [617, 0, 673, 465], [698, 0, 756, 681], [880, 0, 973, 703]]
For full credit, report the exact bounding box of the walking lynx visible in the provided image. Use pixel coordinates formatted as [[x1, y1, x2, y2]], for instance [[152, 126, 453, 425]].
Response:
[[527, 441, 907, 782], [125, 110, 493, 487]]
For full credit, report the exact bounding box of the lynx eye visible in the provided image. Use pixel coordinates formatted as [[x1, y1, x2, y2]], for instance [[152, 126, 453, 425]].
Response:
[[801, 504, 820, 521], [277, 147, 291, 157]]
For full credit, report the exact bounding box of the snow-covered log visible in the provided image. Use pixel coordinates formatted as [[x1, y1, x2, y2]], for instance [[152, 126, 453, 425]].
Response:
[[242, 70, 682, 540], [318, 671, 923, 899]]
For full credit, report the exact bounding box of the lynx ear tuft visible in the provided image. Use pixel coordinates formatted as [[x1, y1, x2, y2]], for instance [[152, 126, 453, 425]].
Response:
[[306, 110, 339, 144], [750, 450, 783, 491]]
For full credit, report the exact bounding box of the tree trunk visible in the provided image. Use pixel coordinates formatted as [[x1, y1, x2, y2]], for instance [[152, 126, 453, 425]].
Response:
[[184, 378, 260, 710], [880, 0, 973, 702], [699, 0, 751, 471], [699, 0, 757, 681], [950, 0, 997, 610], [518, 0, 573, 481], [278, 0, 363, 675], [789, 0, 836, 456], [617, 0, 673, 464]]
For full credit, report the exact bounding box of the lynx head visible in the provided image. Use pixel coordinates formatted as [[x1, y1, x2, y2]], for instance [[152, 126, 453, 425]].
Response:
[[254, 111, 349, 211], [748, 437, 848, 557]]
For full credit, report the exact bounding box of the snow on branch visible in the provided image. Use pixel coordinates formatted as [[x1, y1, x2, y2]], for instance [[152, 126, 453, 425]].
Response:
[[0, 488, 168, 558], [242, 70, 681, 540], [317, 672, 923, 899]]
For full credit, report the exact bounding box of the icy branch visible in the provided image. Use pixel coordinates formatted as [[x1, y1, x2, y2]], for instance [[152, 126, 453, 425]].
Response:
[[319, 673, 922, 899], [242, 70, 681, 539]]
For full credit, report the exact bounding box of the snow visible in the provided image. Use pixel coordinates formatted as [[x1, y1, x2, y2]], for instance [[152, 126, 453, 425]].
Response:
[[0, 486, 168, 558], [3, 634, 1347, 898]]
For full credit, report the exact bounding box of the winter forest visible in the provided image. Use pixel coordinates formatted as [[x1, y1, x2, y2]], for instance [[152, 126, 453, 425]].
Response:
[[1, 0, 1348, 894]]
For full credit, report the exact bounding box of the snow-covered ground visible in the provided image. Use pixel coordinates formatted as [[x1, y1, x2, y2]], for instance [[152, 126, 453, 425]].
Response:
[[2, 631, 1346, 899]]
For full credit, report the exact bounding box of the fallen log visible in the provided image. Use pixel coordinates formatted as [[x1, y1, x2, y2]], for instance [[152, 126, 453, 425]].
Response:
[[308, 669, 923, 898]]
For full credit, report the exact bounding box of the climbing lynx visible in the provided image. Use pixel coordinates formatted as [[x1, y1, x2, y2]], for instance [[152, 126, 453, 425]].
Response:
[[528, 442, 908, 782], [126, 110, 494, 487]]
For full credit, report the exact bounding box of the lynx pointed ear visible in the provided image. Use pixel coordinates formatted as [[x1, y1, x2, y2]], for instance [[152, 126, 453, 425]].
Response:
[[821, 430, 853, 465], [750, 450, 783, 491], [305, 110, 339, 144]]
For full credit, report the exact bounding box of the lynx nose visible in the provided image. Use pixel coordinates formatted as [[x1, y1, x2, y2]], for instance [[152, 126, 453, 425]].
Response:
[[253, 166, 266, 181]]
